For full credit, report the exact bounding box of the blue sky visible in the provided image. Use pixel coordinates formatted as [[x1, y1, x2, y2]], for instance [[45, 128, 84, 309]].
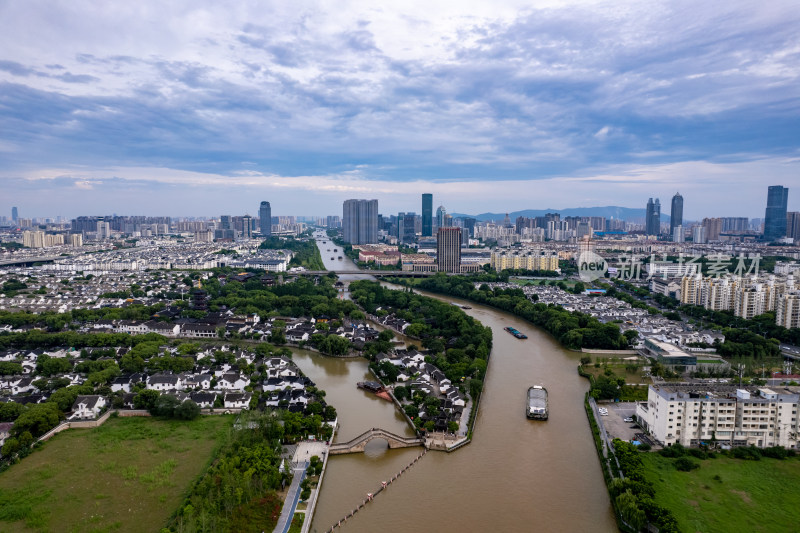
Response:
[[0, 0, 798, 219]]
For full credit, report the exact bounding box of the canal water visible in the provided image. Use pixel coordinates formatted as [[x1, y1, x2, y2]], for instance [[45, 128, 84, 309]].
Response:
[[298, 233, 616, 532]]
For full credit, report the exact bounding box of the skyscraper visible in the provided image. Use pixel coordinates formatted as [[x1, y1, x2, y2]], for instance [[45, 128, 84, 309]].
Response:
[[764, 185, 789, 241], [422, 194, 433, 237], [645, 198, 661, 236], [11, 207, 18, 222], [670, 193, 683, 239], [342, 199, 378, 244], [787, 212, 800, 241], [436, 205, 447, 229], [259, 201, 272, 237], [437, 227, 461, 273], [241, 215, 253, 239], [398, 212, 416, 244]]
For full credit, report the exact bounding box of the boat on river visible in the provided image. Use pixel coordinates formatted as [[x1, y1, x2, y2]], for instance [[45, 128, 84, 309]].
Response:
[[527, 386, 548, 420], [357, 381, 392, 401], [504, 326, 527, 339]]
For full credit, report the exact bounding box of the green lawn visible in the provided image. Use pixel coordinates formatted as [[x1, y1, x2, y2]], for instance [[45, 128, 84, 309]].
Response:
[[641, 453, 800, 533], [0, 415, 233, 533]]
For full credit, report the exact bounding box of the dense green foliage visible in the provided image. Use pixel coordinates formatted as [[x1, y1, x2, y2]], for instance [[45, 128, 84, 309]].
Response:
[[612, 440, 680, 532], [349, 280, 492, 359], [169, 409, 329, 532], [408, 274, 628, 350], [202, 274, 360, 319], [259, 236, 324, 270]]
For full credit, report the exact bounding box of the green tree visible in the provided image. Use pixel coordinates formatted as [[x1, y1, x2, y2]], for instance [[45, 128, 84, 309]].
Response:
[[133, 389, 161, 410], [12, 402, 61, 437]]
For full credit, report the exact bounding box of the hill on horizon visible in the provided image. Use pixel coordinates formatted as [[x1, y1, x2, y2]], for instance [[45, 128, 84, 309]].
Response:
[[450, 205, 671, 223]]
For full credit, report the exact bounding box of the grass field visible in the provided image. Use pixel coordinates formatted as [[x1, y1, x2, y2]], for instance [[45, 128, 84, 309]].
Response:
[[641, 452, 800, 533], [0, 415, 233, 533]]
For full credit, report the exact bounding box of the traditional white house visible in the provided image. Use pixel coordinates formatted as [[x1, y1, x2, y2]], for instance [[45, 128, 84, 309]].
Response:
[[69, 395, 107, 420], [218, 373, 250, 390], [223, 392, 253, 409], [147, 374, 183, 391]]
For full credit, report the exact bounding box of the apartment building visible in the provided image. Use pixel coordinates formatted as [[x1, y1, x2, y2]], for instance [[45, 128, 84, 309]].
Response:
[[636, 385, 800, 448]]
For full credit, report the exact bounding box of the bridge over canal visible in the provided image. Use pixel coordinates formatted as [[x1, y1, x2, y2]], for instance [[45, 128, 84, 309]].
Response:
[[328, 428, 425, 455]]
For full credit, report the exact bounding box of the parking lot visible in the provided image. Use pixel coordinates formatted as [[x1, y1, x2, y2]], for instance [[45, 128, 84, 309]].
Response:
[[596, 402, 644, 444]]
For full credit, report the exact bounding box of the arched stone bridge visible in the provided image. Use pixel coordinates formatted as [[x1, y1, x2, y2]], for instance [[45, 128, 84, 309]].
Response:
[[329, 428, 425, 455]]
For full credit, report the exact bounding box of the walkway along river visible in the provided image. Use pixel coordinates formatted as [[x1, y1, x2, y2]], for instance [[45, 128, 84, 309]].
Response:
[[297, 234, 616, 532]]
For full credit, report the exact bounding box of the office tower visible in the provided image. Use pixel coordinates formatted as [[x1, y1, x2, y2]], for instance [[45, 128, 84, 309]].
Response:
[[399, 212, 416, 244], [702, 218, 722, 241], [342, 199, 379, 244], [436, 205, 447, 229], [437, 227, 462, 273], [241, 215, 253, 239], [764, 185, 789, 241], [646, 198, 661, 236], [670, 193, 683, 237], [11, 207, 18, 222], [463, 217, 476, 237], [259, 201, 271, 236], [422, 194, 433, 237], [788, 212, 800, 241], [220, 215, 232, 230]]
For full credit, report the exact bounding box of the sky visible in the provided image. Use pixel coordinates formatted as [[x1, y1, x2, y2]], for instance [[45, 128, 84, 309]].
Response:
[[0, 0, 798, 220]]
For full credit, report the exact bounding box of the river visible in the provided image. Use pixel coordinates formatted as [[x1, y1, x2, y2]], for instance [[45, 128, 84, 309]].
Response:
[[294, 232, 616, 532]]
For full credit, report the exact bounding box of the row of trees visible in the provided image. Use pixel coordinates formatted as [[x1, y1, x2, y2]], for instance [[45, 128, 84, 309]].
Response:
[[168, 409, 331, 532], [259, 236, 325, 270], [409, 275, 632, 350]]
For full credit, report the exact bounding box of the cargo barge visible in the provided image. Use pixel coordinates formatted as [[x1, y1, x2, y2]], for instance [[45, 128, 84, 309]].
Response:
[[504, 326, 527, 339], [527, 386, 548, 420]]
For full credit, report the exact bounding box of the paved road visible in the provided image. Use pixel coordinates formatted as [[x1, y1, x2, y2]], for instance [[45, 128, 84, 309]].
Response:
[[273, 461, 308, 533]]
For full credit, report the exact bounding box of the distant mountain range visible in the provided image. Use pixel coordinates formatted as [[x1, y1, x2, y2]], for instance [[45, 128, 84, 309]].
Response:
[[450, 206, 671, 223]]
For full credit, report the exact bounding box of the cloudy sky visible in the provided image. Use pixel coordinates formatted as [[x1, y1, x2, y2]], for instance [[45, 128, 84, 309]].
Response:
[[1, 0, 798, 220]]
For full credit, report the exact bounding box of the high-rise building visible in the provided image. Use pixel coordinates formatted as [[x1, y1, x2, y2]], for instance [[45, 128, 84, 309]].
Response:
[[326, 215, 341, 229], [646, 198, 661, 236], [722, 217, 749, 232], [702, 218, 723, 241], [11, 207, 18, 222], [97, 221, 111, 240], [786, 212, 800, 242], [342, 199, 378, 245], [220, 215, 232, 230], [259, 201, 271, 236], [241, 215, 252, 239], [672, 225, 684, 243], [777, 292, 800, 329], [436, 205, 447, 229], [422, 194, 433, 237], [437, 227, 462, 273], [764, 185, 789, 241], [670, 193, 683, 238], [692, 225, 706, 244], [399, 212, 416, 244]]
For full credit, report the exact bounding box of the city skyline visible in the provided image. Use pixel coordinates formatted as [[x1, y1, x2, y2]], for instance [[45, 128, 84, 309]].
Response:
[[0, 2, 798, 218]]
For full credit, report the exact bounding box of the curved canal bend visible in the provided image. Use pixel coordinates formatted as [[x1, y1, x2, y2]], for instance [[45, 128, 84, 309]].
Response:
[[298, 234, 616, 532]]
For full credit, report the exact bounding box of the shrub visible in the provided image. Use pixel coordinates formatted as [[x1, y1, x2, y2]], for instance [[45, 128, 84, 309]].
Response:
[[731, 446, 762, 461], [674, 457, 700, 471], [659, 443, 686, 458], [688, 448, 708, 460], [637, 443, 651, 451]]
